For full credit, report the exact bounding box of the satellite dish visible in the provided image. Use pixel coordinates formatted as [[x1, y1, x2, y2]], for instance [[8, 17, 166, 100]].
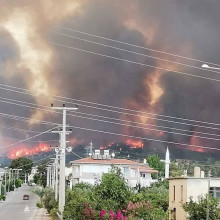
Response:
[[111, 153, 115, 158], [66, 147, 72, 153]]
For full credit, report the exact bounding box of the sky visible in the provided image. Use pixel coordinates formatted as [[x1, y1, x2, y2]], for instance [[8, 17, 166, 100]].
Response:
[[0, 0, 220, 158]]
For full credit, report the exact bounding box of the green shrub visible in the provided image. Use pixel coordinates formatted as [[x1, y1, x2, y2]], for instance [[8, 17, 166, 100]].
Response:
[[36, 201, 43, 208]]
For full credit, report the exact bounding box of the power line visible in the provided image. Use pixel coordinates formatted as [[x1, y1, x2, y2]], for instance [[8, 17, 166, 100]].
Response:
[[72, 111, 220, 138], [0, 126, 58, 150], [51, 41, 220, 83], [1, 96, 220, 142], [0, 124, 42, 133], [1, 137, 58, 143], [70, 151, 83, 159], [0, 111, 57, 126], [0, 85, 220, 133], [54, 31, 220, 75], [61, 27, 220, 68], [14, 153, 56, 170], [0, 83, 219, 128], [69, 125, 220, 152], [67, 113, 220, 141]]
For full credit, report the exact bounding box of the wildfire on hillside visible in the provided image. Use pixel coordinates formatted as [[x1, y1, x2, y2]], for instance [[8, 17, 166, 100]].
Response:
[[188, 134, 207, 153], [9, 144, 51, 159], [126, 139, 144, 149]]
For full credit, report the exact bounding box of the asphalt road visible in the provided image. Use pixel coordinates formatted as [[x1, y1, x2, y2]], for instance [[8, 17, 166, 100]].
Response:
[[0, 184, 50, 220]]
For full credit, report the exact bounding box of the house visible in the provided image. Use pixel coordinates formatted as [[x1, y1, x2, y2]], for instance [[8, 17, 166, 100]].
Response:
[[70, 150, 158, 188], [169, 167, 220, 220]]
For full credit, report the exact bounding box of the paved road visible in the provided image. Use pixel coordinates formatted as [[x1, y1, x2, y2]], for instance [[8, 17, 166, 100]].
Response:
[[0, 185, 50, 220]]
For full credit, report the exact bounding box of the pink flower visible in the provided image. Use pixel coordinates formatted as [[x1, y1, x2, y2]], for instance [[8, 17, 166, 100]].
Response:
[[109, 210, 115, 220], [116, 211, 123, 220], [100, 210, 106, 219]]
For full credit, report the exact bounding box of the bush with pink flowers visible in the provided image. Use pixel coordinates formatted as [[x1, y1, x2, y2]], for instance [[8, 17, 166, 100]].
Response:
[[63, 167, 168, 220]]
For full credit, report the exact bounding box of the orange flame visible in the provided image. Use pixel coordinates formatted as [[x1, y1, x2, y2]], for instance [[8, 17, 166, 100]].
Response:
[[126, 139, 144, 149], [188, 134, 206, 153], [9, 144, 51, 159]]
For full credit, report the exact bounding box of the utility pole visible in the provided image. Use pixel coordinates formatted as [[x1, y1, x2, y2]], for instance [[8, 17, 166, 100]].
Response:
[[48, 166, 52, 187], [55, 148, 59, 201], [13, 169, 16, 189], [46, 166, 50, 187], [0, 179, 2, 196], [86, 141, 93, 157], [17, 169, 22, 179], [51, 104, 78, 216], [4, 170, 7, 195], [8, 169, 11, 192], [24, 173, 27, 184], [206, 170, 211, 220]]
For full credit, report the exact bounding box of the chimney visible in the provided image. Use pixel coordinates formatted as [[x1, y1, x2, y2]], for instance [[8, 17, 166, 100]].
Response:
[[143, 159, 147, 164], [201, 171, 205, 178], [194, 167, 201, 177]]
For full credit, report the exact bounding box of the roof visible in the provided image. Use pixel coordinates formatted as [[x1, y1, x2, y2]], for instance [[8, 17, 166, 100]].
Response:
[[169, 177, 220, 180], [131, 165, 158, 173], [71, 157, 141, 165], [139, 166, 158, 173], [71, 157, 158, 173]]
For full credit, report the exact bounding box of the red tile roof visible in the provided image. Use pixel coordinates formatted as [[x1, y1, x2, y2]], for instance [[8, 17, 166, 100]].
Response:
[[71, 157, 141, 165], [139, 166, 158, 173]]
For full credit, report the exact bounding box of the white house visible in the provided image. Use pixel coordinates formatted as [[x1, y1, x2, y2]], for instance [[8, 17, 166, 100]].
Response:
[[70, 151, 158, 188]]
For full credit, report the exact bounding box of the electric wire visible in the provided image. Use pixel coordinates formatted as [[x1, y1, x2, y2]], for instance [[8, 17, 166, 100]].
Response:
[[0, 126, 58, 150], [0, 124, 42, 133], [61, 27, 220, 68], [0, 112, 58, 126], [51, 41, 220, 82], [72, 111, 220, 138], [54, 31, 220, 75], [69, 125, 220, 152], [0, 85, 220, 133], [1, 96, 220, 141], [0, 83, 219, 127]]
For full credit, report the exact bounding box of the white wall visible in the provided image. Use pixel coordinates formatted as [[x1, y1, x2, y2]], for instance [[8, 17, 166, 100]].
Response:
[[71, 163, 156, 188]]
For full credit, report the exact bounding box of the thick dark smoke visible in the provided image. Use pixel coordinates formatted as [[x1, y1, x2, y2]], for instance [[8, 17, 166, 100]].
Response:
[[0, 0, 220, 158]]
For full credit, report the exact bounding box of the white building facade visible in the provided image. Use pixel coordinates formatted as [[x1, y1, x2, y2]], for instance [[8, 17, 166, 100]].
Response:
[[169, 167, 220, 220], [70, 156, 158, 188]]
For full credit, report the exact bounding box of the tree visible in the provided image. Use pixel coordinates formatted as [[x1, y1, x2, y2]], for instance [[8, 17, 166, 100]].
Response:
[[33, 160, 48, 187], [169, 162, 184, 177], [132, 180, 169, 213], [33, 186, 45, 206], [183, 195, 220, 220], [147, 154, 164, 179], [95, 166, 131, 210], [10, 157, 33, 181]]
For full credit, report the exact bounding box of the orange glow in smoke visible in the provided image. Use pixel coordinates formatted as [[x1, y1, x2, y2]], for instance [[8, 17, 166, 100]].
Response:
[[126, 139, 144, 149], [187, 134, 206, 153], [9, 144, 50, 159]]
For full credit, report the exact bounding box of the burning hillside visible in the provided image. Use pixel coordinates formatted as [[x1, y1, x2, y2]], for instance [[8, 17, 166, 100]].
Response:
[[9, 144, 51, 159]]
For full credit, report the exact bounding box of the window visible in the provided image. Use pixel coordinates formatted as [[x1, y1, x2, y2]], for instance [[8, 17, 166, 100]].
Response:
[[171, 208, 176, 220], [173, 186, 175, 201], [181, 185, 183, 202], [210, 187, 220, 199]]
